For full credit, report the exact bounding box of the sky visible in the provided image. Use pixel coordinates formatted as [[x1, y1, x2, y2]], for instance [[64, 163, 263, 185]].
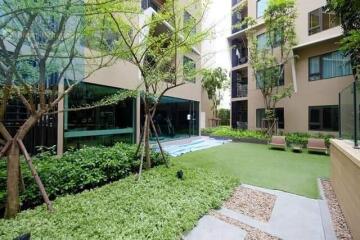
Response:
[[202, 0, 232, 109]]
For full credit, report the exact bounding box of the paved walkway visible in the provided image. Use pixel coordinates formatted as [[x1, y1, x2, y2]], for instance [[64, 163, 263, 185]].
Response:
[[185, 184, 336, 240]]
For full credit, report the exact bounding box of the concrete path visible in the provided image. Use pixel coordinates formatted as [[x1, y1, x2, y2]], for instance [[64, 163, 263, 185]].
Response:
[[184, 184, 336, 240]]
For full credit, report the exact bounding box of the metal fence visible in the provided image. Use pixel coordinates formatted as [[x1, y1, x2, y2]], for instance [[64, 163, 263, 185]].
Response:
[[339, 81, 360, 147]]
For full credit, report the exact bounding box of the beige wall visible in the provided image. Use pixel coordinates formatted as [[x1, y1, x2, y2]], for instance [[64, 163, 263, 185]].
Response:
[[247, 39, 354, 133], [330, 139, 360, 240], [230, 0, 352, 134]]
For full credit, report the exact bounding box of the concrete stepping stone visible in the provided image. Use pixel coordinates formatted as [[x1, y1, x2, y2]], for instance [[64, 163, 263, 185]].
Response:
[[184, 215, 247, 240]]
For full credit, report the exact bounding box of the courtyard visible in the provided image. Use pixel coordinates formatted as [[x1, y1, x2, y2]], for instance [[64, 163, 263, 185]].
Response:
[[1, 141, 346, 239]]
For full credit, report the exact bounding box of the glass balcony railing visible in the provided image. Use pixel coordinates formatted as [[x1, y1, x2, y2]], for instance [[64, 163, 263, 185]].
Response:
[[232, 0, 242, 7], [142, 0, 163, 12], [237, 84, 248, 98], [339, 81, 360, 147]]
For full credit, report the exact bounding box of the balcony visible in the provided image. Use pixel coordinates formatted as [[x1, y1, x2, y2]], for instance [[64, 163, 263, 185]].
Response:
[[232, 69, 248, 98], [232, 0, 242, 6], [231, 39, 248, 68], [142, 0, 165, 11], [232, 8, 247, 34]]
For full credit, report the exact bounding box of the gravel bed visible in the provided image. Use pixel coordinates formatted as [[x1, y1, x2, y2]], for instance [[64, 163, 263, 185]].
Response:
[[223, 186, 276, 222], [211, 211, 280, 240], [321, 179, 353, 240]]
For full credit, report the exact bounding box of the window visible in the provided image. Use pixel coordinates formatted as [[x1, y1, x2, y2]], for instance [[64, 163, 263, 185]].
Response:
[[256, 33, 267, 50], [183, 56, 196, 82], [184, 11, 196, 35], [309, 50, 352, 81], [309, 106, 338, 131], [257, 31, 281, 50], [257, 0, 267, 18], [256, 65, 284, 89], [308, 7, 340, 35], [256, 108, 284, 129]]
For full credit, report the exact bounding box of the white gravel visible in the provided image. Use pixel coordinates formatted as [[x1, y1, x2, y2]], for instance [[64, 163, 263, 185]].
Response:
[[321, 179, 353, 240], [223, 186, 276, 222], [211, 211, 280, 240]]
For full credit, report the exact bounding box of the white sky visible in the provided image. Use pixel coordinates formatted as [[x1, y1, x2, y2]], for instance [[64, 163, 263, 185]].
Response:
[[202, 0, 232, 109]]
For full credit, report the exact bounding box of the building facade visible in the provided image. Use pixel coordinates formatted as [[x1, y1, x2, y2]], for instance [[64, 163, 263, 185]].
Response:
[[55, 0, 213, 154], [2, 0, 212, 155], [229, 0, 354, 134]]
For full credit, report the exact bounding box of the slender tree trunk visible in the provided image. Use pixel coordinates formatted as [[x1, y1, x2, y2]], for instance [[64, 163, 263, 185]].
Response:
[[4, 140, 20, 219], [149, 116, 168, 167], [144, 111, 151, 169]]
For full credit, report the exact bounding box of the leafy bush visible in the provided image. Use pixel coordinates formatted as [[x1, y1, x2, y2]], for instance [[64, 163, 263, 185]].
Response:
[[0, 166, 239, 240], [0, 143, 167, 210], [218, 108, 230, 125], [285, 132, 334, 147], [202, 126, 268, 140], [202, 127, 335, 146]]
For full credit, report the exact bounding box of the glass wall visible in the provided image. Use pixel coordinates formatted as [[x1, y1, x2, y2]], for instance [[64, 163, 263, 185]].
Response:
[[339, 81, 360, 147], [64, 83, 135, 150], [142, 96, 199, 141]]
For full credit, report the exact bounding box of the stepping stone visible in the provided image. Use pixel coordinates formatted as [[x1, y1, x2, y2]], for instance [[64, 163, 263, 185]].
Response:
[[184, 215, 247, 240]]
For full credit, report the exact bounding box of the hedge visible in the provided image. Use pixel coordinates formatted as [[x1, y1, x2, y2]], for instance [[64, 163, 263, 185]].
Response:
[[202, 126, 334, 147], [0, 166, 239, 239], [0, 143, 167, 210]]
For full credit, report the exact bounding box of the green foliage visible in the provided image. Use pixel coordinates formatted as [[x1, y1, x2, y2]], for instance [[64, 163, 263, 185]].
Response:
[[285, 132, 334, 147], [245, 0, 297, 133], [202, 126, 268, 140], [0, 144, 167, 210], [0, 166, 239, 239], [202, 127, 334, 146], [201, 67, 229, 118], [218, 108, 230, 125]]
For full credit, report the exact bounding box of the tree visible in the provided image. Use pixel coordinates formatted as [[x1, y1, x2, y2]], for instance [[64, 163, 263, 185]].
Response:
[[201, 67, 229, 120], [95, 0, 211, 175], [327, 0, 360, 81], [0, 0, 133, 218], [243, 0, 297, 135]]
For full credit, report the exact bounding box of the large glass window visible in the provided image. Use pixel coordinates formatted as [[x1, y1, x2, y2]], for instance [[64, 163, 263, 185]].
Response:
[[256, 108, 284, 129], [256, 65, 284, 89], [309, 50, 352, 81], [256, 33, 267, 50], [257, 0, 267, 18], [309, 105, 338, 131], [308, 7, 340, 35], [183, 56, 196, 82], [64, 83, 135, 149], [184, 11, 196, 35]]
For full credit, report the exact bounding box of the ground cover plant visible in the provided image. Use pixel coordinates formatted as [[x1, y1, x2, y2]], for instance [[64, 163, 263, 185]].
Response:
[[0, 143, 166, 211], [175, 142, 330, 198], [0, 166, 239, 240]]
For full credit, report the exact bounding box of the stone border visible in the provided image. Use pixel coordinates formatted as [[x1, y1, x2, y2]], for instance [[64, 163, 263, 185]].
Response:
[[318, 178, 352, 240]]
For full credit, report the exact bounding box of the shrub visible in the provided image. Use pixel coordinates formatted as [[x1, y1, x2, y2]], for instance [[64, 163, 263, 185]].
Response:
[[202, 126, 268, 140], [0, 143, 167, 210], [0, 166, 239, 239], [218, 108, 230, 125], [202, 127, 335, 146]]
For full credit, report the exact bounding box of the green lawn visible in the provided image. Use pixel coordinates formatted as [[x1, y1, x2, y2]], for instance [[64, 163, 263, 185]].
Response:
[[0, 166, 238, 240], [174, 142, 330, 198]]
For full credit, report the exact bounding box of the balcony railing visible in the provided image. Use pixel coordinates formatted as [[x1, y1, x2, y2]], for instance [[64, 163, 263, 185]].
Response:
[[232, 10, 247, 34], [142, 0, 163, 11], [339, 81, 360, 147], [232, 48, 248, 67], [236, 84, 248, 98], [232, 0, 242, 7]]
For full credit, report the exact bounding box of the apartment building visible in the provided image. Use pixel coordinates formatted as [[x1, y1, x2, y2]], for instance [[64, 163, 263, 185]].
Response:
[[2, 0, 211, 155], [229, 0, 354, 134]]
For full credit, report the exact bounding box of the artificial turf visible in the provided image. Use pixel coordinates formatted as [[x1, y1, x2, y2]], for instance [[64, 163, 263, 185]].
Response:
[[174, 142, 330, 198]]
